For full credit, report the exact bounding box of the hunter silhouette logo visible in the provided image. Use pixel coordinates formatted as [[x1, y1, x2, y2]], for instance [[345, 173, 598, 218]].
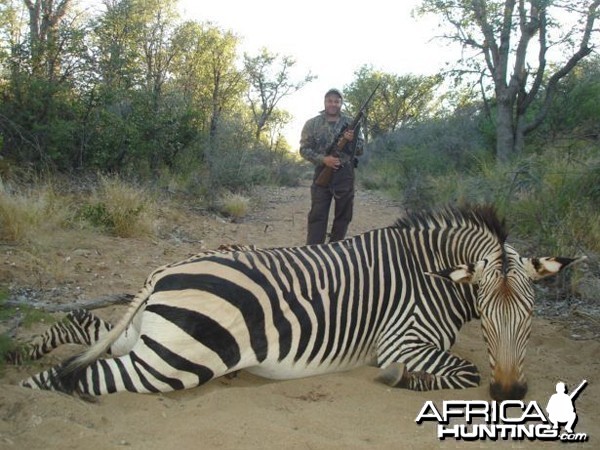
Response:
[[415, 380, 589, 442], [546, 380, 587, 435]]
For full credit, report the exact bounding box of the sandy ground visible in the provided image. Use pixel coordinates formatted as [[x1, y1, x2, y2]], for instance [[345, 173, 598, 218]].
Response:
[[1, 183, 599, 449]]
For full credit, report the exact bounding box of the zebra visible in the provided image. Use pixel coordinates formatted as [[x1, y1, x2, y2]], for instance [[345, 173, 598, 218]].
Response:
[[6, 308, 119, 365], [5, 244, 254, 365], [14, 205, 582, 400]]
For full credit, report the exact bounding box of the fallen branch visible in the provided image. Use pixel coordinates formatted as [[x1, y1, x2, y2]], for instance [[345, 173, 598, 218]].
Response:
[[5, 293, 134, 313], [572, 309, 600, 326]]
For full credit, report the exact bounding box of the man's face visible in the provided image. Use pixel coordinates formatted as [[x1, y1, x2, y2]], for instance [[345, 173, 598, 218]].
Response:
[[324, 94, 343, 117]]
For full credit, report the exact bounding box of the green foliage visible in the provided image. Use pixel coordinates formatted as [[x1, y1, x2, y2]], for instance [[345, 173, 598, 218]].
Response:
[[416, 0, 600, 162], [77, 202, 116, 229], [501, 148, 600, 254], [202, 116, 304, 196], [344, 65, 442, 139], [0, 0, 309, 192], [244, 48, 315, 139], [360, 107, 491, 207], [534, 55, 600, 140], [0, 75, 80, 169], [365, 129, 600, 255]]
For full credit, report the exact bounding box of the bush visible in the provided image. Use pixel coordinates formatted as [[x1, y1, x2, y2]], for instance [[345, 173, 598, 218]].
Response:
[[77, 176, 156, 238], [360, 109, 493, 208], [202, 118, 305, 195], [501, 146, 600, 254], [360, 105, 599, 257]]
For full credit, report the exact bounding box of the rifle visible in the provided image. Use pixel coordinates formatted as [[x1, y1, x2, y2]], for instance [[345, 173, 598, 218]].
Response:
[[569, 379, 587, 400], [314, 83, 380, 187]]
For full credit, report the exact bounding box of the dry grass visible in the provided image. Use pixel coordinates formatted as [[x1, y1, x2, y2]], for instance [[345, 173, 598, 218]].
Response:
[[0, 177, 157, 242], [92, 178, 156, 238], [0, 183, 70, 243], [218, 192, 251, 221]]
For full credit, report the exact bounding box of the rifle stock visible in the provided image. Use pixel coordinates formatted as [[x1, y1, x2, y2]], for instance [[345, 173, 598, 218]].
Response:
[[313, 83, 379, 188], [314, 133, 351, 187], [314, 166, 335, 187]]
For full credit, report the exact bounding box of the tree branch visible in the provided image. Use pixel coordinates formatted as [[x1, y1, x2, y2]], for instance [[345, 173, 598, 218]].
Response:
[[524, 0, 600, 133], [5, 293, 134, 313]]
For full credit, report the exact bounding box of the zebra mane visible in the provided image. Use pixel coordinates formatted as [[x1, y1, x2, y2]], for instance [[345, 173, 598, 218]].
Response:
[[392, 204, 508, 245]]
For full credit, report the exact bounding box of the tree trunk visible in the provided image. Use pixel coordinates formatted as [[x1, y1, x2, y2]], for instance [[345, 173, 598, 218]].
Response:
[[514, 117, 527, 155], [23, 0, 71, 78], [495, 100, 514, 163]]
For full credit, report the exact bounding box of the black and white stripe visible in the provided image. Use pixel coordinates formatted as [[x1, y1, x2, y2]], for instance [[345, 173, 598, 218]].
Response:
[[6, 309, 115, 365], [18, 206, 581, 400]]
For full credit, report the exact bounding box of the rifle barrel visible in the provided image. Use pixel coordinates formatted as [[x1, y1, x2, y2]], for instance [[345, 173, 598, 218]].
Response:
[[569, 379, 588, 399]]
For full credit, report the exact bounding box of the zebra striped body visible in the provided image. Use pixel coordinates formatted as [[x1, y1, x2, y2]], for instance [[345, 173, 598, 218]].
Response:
[[6, 245, 252, 366], [17, 206, 581, 399], [6, 309, 115, 365]]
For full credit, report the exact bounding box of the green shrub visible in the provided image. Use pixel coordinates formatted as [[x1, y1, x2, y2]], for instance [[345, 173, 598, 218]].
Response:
[[76, 176, 156, 238], [360, 110, 493, 208], [361, 109, 599, 257]]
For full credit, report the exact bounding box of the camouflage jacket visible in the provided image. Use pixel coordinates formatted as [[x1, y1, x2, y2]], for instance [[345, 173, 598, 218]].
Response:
[[299, 112, 364, 164], [299, 112, 364, 185]]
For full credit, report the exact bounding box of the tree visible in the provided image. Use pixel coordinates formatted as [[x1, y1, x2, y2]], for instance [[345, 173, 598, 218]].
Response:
[[538, 55, 600, 139], [87, 0, 189, 172], [23, 0, 73, 78], [138, 0, 178, 100], [417, 0, 600, 162], [171, 21, 245, 139], [344, 65, 441, 141], [244, 48, 315, 141], [93, 0, 142, 93], [0, 0, 91, 168]]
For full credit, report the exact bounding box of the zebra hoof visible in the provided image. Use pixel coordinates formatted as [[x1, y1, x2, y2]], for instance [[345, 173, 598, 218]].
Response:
[[375, 363, 407, 387]]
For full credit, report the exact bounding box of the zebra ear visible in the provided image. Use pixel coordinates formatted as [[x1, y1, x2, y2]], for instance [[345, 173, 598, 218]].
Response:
[[425, 261, 485, 285], [522, 256, 587, 281]]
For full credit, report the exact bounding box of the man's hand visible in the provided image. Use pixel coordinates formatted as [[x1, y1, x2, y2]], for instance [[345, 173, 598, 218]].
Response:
[[323, 155, 341, 170], [343, 129, 355, 142]]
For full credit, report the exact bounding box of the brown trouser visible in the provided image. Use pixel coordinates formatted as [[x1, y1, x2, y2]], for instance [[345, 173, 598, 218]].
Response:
[[306, 183, 355, 245]]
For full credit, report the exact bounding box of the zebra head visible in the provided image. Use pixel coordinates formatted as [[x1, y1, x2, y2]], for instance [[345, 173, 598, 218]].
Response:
[[431, 247, 584, 401]]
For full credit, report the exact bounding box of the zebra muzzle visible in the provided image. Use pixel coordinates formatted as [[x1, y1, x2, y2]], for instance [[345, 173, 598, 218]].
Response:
[[489, 380, 528, 401]]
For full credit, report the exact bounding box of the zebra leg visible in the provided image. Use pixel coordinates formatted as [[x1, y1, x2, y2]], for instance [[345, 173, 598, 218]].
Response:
[[20, 338, 219, 395], [6, 309, 112, 365], [376, 343, 480, 391]]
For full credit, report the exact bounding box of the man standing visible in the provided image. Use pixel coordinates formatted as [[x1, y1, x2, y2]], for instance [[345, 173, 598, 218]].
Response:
[[299, 88, 364, 245]]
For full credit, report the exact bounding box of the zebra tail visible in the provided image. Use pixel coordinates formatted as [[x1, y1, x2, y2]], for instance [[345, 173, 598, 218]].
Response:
[[63, 288, 150, 373]]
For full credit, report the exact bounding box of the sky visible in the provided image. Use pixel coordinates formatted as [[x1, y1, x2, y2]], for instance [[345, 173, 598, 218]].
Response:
[[178, 0, 459, 147]]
